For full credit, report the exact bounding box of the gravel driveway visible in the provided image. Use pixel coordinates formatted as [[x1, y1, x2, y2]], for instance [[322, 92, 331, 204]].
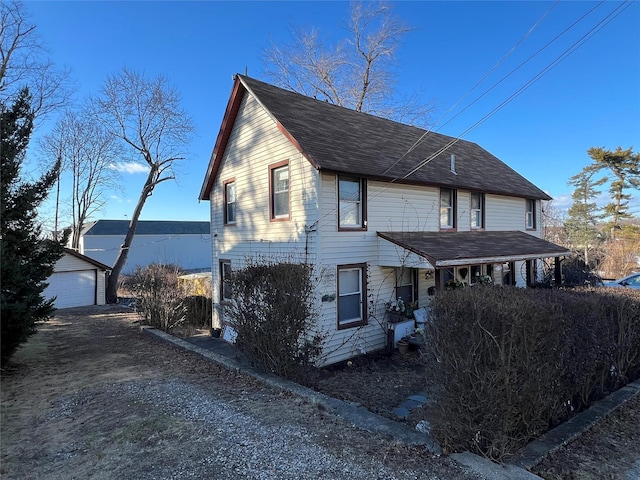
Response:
[[1, 306, 481, 480]]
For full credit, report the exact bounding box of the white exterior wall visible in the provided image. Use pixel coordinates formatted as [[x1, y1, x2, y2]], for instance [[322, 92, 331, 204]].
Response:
[[45, 253, 107, 307], [82, 234, 211, 274], [207, 92, 547, 366], [316, 177, 443, 365], [456, 190, 471, 232], [485, 195, 538, 235], [209, 94, 320, 331]]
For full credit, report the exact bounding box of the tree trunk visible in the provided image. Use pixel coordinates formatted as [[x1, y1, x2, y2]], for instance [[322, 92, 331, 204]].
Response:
[[105, 168, 157, 303]]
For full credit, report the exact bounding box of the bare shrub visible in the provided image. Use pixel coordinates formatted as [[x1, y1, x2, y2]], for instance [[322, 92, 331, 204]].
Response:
[[424, 285, 640, 461], [129, 264, 185, 332], [224, 259, 325, 381]]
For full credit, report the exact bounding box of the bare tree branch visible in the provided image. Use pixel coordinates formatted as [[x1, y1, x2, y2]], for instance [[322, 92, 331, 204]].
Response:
[[263, 0, 433, 127], [39, 108, 123, 249], [0, 0, 75, 121], [91, 67, 194, 303]]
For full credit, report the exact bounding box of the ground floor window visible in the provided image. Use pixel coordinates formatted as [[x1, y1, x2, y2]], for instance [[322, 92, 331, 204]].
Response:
[[337, 263, 367, 329], [219, 260, 232, 302], [395, 267, 417, 304]]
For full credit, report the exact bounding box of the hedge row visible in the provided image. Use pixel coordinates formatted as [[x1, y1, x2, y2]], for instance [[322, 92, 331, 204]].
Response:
[[424, 286, 640, 461]]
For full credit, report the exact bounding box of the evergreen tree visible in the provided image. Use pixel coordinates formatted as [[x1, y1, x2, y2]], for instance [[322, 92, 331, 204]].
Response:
[[1, 89, 66, 366], [586, 146, 640, 230], [564, 169, 606, 266]]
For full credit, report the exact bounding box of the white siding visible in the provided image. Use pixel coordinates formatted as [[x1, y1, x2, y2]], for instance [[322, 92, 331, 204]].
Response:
[[209, 93, 320, 330], [456, 190, 471, 232], [206, 91, 548, 365], [44, 253, 107, 307], [485, 195, 540, 235], [314, 176, 444, 365]]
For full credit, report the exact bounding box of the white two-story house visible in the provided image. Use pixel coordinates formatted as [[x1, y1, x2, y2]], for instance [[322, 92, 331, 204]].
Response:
[[199, 75, 570, 366]]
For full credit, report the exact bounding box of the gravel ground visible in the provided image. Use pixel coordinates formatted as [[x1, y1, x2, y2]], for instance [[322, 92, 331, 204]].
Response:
[[0, 306, 482, 480]]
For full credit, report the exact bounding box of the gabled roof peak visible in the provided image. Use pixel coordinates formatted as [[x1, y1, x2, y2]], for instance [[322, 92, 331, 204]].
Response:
[[200, 75, 550, 202]]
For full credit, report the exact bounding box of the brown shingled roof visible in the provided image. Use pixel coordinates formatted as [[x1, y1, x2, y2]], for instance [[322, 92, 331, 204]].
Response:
[[378, 231, 570, 267], [201, 75, 551, 201]]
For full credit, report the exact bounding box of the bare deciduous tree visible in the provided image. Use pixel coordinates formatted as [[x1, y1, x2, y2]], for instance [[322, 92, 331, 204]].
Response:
[[39, 109, 122, 248], [92, 68, 194, 303], [263, 1, 433, 126], [0, 0, 74, 120], [598, 223, 640, 279], [541, 199, 568, 246]]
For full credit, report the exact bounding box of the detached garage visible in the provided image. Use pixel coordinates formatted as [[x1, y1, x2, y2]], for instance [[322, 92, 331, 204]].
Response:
[[44, 248, 111, 309]]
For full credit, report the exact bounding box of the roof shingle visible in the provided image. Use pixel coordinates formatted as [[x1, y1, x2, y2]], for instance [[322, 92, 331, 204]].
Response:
[[238, 75, 551, 200], [378, 231, 570, 267]]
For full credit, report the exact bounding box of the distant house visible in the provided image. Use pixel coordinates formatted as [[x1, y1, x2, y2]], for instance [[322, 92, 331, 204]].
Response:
[[44, 248, 110, 309], [199, 75, 571, 366], [77, 220, 211, 274]]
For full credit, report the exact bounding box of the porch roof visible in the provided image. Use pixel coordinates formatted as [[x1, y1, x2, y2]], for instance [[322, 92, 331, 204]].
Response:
[[377, 231, 571, 267]]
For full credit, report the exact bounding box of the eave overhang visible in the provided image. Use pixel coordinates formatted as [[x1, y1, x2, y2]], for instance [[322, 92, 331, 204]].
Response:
[[377, 231, 571, 268]]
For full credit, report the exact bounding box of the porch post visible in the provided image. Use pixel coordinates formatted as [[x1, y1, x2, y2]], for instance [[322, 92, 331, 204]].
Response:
[[554, 257, 562, 286]]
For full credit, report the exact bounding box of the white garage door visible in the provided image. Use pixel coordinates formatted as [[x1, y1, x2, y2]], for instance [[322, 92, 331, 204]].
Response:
[[44, 270, 96, 308]]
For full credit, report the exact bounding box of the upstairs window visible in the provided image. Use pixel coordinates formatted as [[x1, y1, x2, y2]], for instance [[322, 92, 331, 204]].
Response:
[[338, 176, 366, 230], [526, 199, 536, 229], [224, 179, 236, 225], [440, 188, 456, 229], [270, 162, 289, 220], [470, 192, 485, 229]]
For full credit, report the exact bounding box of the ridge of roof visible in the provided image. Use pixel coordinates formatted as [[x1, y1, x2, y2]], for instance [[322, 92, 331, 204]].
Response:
[[200, 74, 551, 201]]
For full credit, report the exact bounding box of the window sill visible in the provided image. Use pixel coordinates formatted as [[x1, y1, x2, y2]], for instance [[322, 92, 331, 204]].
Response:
[[337, 319, 368, 330], [338, 226, 367, 232]]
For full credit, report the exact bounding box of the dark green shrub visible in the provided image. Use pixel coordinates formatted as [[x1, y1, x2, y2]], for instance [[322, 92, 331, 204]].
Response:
[[424, 285, 640, 461], [224, 259, 325, 381]]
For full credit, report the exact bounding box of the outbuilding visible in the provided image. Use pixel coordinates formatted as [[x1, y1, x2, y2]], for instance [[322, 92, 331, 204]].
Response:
[[44, 248, 111, 309]]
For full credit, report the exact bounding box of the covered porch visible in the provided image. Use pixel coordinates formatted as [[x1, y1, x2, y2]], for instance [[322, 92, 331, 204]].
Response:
[[377, 230, 571, 290]]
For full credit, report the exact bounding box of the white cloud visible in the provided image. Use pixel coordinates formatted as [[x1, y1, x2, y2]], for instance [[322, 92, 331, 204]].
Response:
[[109, 162, 149, 174]]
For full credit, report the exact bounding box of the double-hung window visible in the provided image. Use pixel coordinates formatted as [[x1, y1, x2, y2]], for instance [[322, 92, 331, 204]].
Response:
[[337, 264, 367, 329], [219, 260, 232, 302], [270, 162, 290, 220], [440, 188, 456, 229], [395, 268, 415, 304], [470, 192, 484, 229], [338, 176, 366, 230], [526, 199, 536, 229], [224, 179, 236, 225]]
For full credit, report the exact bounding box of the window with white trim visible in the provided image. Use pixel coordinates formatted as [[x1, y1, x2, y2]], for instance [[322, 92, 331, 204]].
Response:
[[270, 163, 289, 219], [224, 180, 236, 225], [338, 176, 366, 229], [440, 188, 456, 229], [526, 199, 536, 229], [470, 192, 484, 229]]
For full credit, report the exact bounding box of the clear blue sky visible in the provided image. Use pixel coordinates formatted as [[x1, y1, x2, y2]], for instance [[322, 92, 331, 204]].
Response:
[[24, 1, 640, 223]]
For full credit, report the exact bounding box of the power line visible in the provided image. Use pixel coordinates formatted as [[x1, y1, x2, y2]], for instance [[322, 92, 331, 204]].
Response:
[[381, 0, 563, 176], [398, 0, 632, 181]]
